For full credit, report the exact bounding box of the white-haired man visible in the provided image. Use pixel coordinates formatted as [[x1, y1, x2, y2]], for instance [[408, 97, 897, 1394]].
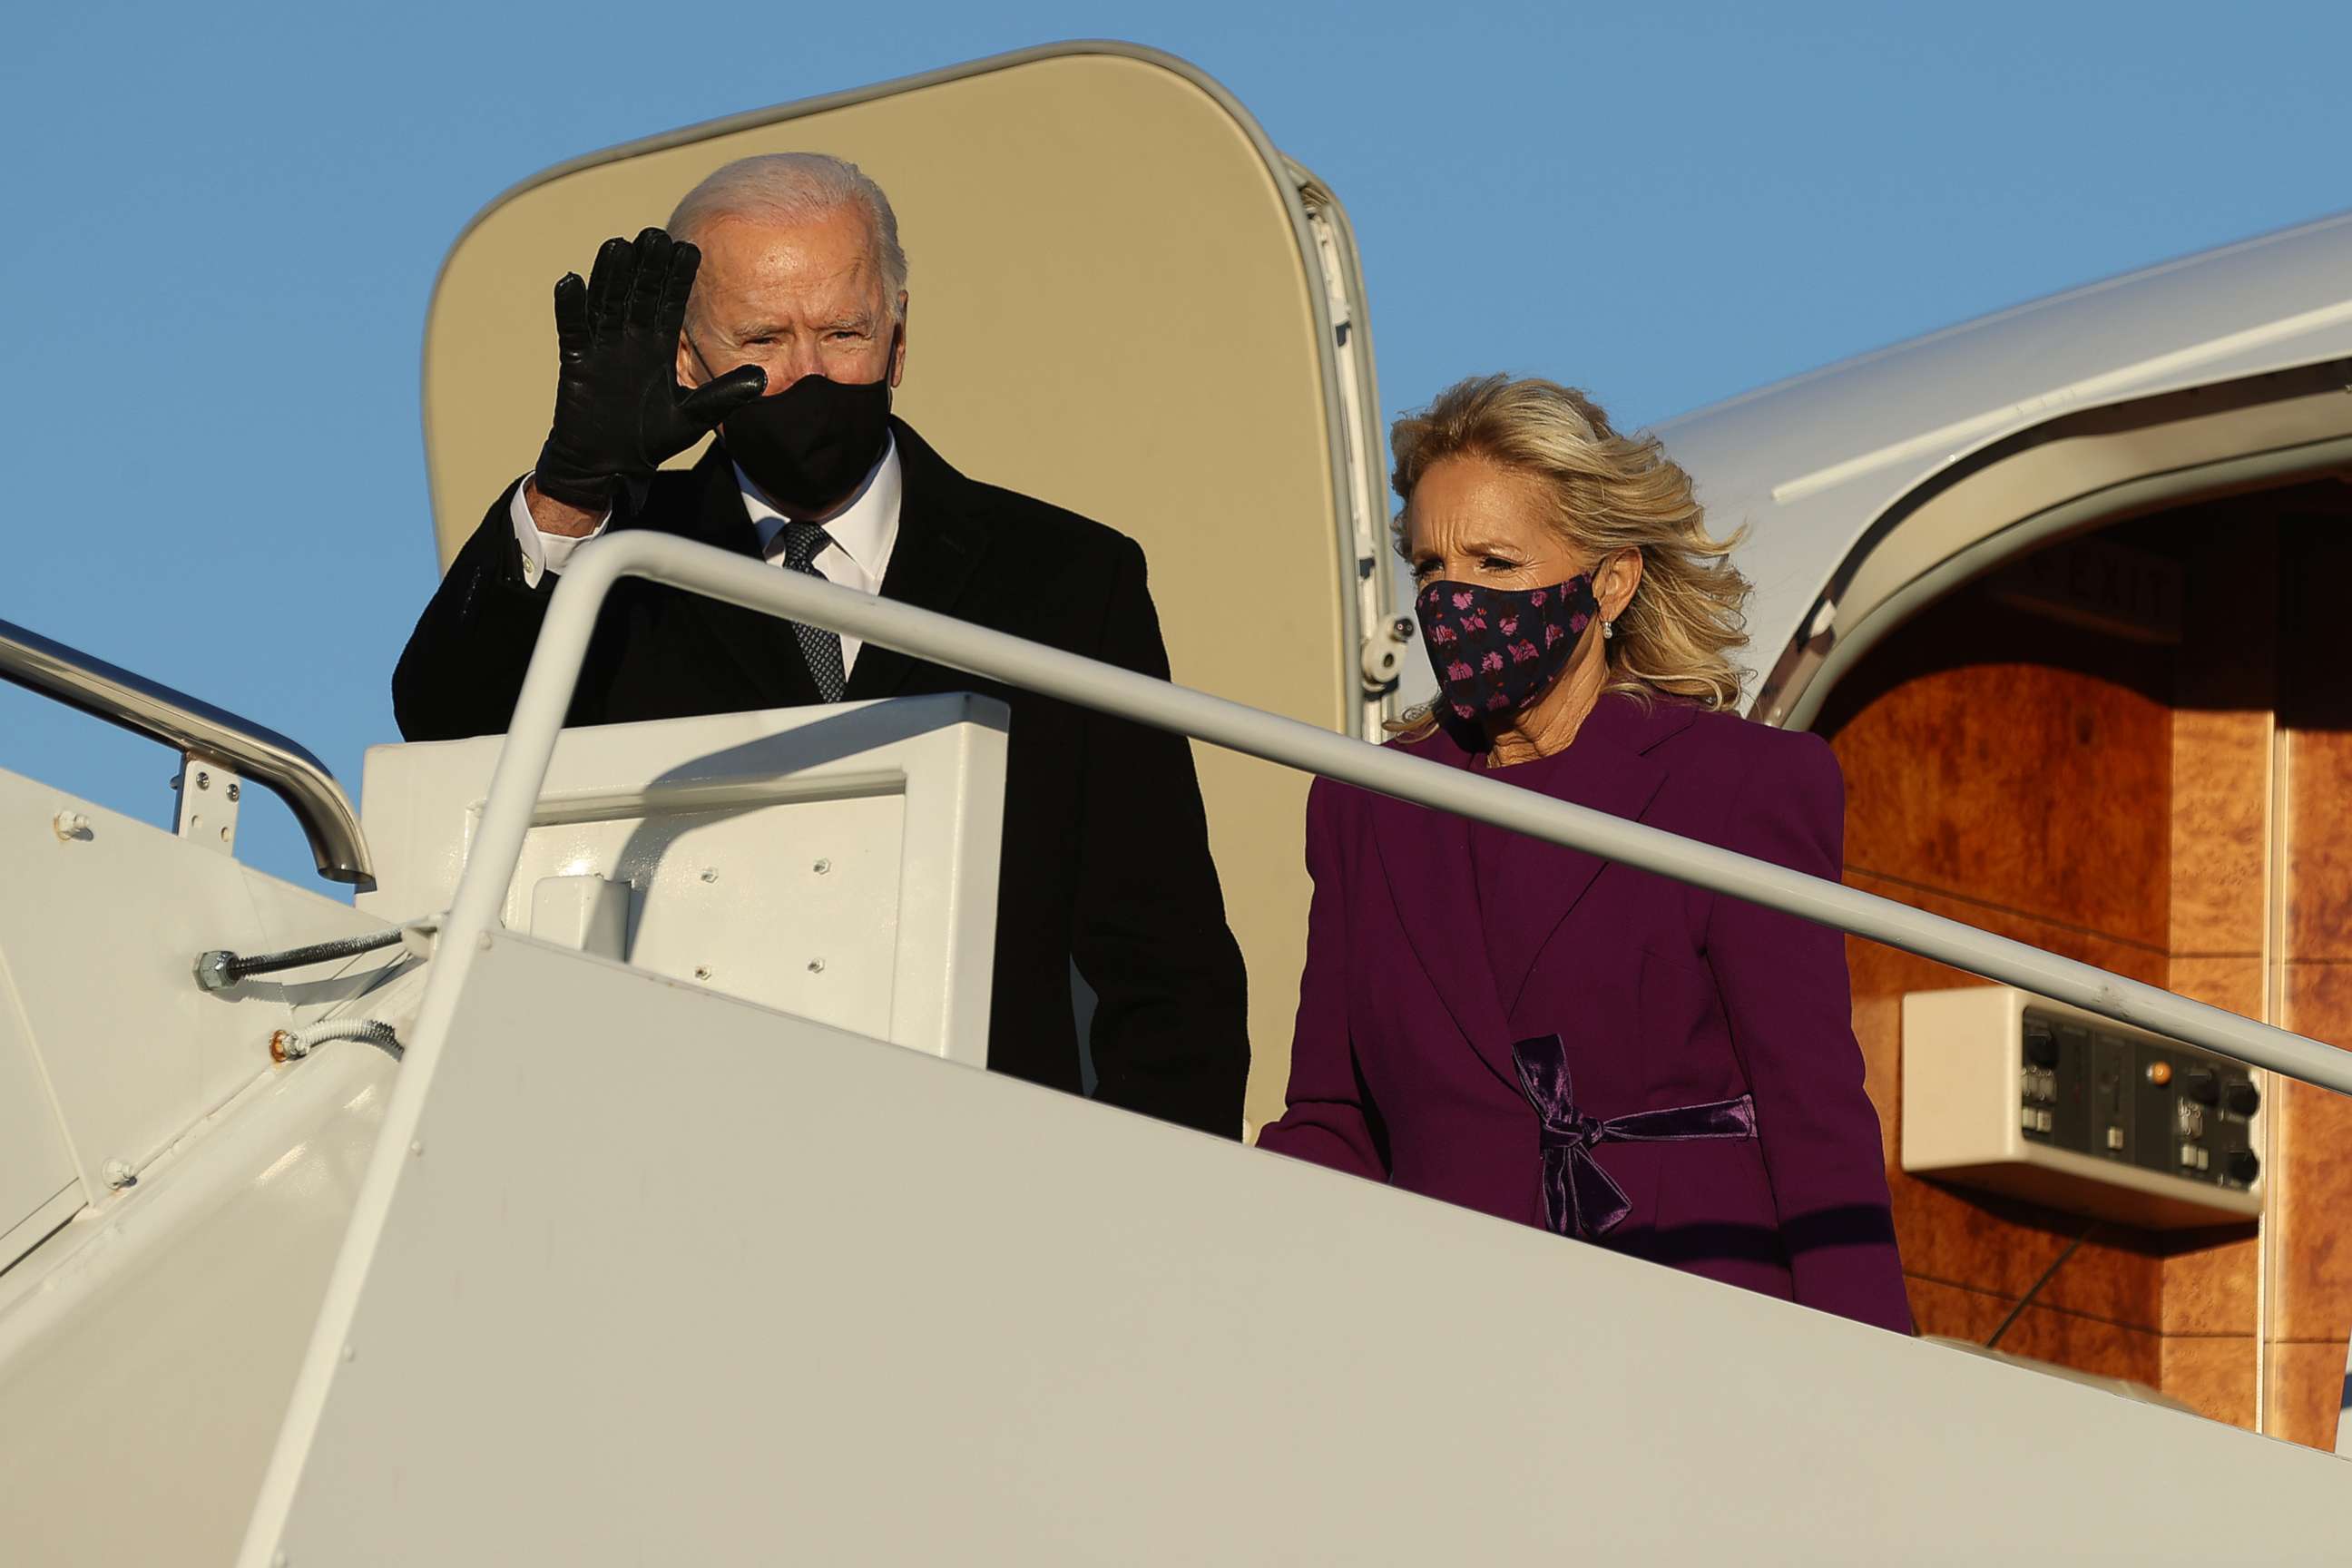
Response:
[[395, 153, 1250, 1137]]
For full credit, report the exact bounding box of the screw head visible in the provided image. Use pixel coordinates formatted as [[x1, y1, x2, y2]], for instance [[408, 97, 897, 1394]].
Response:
[[693, 965, 712, 981], [807, 957, 827, 974], [813, 858, 832, 875], [225, 782, 240, 802], [102, 1158, 135, 1189], [195, 770, 211, 790], [700, 867, 719, 883]]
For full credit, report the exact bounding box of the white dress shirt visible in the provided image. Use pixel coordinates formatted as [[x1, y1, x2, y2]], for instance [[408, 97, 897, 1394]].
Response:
[[509, 435, 905, 675]]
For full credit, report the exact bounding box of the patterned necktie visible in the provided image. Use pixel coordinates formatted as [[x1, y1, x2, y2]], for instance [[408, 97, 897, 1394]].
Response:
[[776, 521, 848, 701]]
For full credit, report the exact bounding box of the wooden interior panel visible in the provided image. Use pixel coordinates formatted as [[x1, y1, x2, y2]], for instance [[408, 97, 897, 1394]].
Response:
[[2165, 956, 2265, 1021], [1835, 649, 2171, 951], [2161, 1337, 2258, 1427], [2266, 1342, 2349, 1448], [2263, 1051, 2352, 1344], [2266, 511, 2352, 1441], [2170, 711, 2270, 956], [1995, 1308, 2163, 1387], [1905, 1277, 2006, 1341], [2161, 1233, 2260, 1335], [1816, 494, 2352, 1439], [2287, 735, 2352, 965]]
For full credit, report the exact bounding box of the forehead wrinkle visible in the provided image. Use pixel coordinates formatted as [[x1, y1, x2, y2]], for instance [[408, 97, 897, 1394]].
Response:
[[693, 221, 887, 327]]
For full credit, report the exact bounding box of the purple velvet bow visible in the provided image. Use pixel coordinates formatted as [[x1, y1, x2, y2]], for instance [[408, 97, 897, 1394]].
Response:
[[1510, 1034, 1759, 1239]]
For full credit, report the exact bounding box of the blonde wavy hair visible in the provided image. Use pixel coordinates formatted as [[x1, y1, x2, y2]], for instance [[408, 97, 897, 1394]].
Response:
[[1389, 375, 1749, 736]]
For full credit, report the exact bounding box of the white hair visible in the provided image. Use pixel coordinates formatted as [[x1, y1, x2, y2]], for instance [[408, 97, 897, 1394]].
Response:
[[668, 152, 909, 318]]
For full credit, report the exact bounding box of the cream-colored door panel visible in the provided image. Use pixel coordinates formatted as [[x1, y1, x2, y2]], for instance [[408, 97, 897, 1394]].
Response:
[[423, 44, 1392, 1125]]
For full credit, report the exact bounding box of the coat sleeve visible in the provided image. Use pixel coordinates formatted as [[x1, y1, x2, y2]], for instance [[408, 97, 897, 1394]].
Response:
[[1067, 536, 1252, 1138], [1253, 778, 1389, 1181], [1705, 731, 1911, 1333], [391, 477, 564, 742]]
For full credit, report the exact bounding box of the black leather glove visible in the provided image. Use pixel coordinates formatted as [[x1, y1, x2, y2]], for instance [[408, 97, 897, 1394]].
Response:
[[533, 227, 767, 514]]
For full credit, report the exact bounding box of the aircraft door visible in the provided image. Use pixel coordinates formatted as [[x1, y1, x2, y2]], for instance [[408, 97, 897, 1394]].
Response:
[[421, 44, 1395, 1129]]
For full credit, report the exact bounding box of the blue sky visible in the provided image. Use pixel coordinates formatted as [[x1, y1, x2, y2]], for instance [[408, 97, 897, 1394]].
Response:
[[5, 1, 2347, 888]]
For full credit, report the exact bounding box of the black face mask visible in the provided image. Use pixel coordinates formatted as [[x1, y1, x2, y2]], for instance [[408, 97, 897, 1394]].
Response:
[[719, 368, 894, 514]]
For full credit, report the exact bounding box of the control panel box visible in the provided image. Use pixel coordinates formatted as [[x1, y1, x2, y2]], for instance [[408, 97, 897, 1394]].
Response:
[[1901, 986, 2262, 1229]]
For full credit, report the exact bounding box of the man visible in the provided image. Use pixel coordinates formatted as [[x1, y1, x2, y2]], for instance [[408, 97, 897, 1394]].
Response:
[[395, 153, 1249, 1137]]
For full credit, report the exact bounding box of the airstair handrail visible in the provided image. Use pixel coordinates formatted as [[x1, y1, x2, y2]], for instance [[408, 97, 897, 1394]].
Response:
[[451, 530, 2352, 1095], [0, 615, 373, 886]]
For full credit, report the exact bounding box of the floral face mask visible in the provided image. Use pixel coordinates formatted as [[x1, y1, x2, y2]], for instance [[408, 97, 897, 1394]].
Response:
[[1415, 573, 1599, 721]]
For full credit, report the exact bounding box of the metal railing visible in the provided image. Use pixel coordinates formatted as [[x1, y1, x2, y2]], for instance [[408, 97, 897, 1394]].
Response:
[[426, 530, 2352, 1095], [0, 616, 373, 886]]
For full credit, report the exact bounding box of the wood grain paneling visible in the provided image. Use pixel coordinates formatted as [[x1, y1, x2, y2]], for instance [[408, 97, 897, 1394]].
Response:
[[2163, 956, 2264, 1020], [2161, 1232, 2259, 1336], [2263, 508, 2352, 1450], [1906, 1277, 2005, 1342], [2264, 1340, 2349, 1449], [2169, 710, 2269, 956], [2287, 733, 2352, 963], [1906, 1278, 2166, 1387], [2266, 968, 2352, 1344], [2035, 1233, 2167, 1331], [1833, 662, 2171, 949], [2159, 1337, 2256, 1429], [1845, 877, 2171, 1003], [1995, 1306, 2162, 1387], [1891, 1183, 2160, 1328], [1820, 509, 2336, 1409]]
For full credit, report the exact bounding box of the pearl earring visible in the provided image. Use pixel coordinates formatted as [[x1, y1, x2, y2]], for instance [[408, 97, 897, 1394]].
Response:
[[1602, 619, 1615, 641]]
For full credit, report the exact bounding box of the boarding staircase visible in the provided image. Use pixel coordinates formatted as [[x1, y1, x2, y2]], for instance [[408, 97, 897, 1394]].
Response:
[[3, 534, 2349, 1565]]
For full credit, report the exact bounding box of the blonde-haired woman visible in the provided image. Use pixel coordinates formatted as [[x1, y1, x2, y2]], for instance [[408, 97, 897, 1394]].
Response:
[[1257, 376, 1909, 1332]]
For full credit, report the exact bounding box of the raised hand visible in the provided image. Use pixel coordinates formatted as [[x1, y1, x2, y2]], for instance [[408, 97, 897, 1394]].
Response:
[[532, 228, 767, 514]]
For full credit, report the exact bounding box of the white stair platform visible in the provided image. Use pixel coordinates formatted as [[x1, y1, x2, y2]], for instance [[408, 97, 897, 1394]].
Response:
[[255, 933, 2352, 1565]]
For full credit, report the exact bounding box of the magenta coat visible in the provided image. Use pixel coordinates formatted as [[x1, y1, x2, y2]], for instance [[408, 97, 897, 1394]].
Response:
[[1258, 693, 1911, 1333]]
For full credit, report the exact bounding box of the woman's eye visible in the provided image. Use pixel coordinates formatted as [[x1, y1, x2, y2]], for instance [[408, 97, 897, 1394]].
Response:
[[1481, 556, 1518, 573]]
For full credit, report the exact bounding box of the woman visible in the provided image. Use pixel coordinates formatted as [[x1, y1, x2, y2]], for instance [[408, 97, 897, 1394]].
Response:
[[1258, 375, 1909, 1333]]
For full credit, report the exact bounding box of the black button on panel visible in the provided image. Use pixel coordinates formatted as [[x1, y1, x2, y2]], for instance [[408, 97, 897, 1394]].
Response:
[[2226, 1149, 2261, 1184], [2223, 1080, 2261, 1118], [2024, 1019, 2059, 1069], [2183, 1069, 2220, 1107]]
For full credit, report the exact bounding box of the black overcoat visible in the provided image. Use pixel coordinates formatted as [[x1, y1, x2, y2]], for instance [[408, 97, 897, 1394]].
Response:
[[394, 419, 1250, 1136]]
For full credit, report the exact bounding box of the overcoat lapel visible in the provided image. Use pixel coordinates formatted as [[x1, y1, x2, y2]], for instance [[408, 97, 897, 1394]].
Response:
[[1371, 779, 1514, 1085], [1372, 698, 1692, 1088], [1484, 698, 1687, 1017], [844, 421, 989, 701], [670, 449, 823, 709]]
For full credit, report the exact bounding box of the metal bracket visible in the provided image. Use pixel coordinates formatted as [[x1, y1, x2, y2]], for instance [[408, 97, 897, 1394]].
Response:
[[1359, 616, 1415, 694], [173, 756, 240, 855]]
